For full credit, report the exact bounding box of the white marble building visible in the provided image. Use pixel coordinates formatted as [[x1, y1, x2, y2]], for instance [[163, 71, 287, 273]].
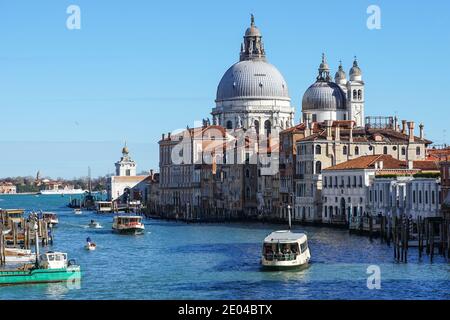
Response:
[[302, 54, 365, 127], [211, 15, 295, 134], [108, 144, 150, 203]]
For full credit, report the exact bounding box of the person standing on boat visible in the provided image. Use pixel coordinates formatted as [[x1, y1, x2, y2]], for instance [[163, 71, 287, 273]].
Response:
[[86, 236, 92, 244]]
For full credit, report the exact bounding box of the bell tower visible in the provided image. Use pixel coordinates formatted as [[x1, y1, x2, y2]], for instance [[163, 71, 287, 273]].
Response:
[[115, 143, 137, 177], [346, 57, 365, 127]]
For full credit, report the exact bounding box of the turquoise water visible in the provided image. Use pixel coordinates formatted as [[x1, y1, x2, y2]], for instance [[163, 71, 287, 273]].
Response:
[[0, 194, 449, 300]]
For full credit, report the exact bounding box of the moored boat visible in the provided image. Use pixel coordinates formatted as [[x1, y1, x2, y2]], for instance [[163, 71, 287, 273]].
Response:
[[0, 251, 81, 285], [112, 216, 145, 235], [42, 212, 59, 227], [74, 209, 82, 215]]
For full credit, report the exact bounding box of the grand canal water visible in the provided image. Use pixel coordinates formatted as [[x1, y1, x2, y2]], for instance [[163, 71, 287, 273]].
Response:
[[0, 194, 449, 300]]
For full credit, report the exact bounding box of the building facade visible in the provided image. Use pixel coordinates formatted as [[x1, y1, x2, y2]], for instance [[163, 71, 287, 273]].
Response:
[[294, 120, 432, 223], [108, 145, 150, 203], [0, 182, 16, 194]]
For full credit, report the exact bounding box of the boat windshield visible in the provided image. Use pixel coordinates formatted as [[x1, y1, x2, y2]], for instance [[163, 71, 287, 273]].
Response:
[[119, 217, 141, 224], [263, 242, 300, 261]]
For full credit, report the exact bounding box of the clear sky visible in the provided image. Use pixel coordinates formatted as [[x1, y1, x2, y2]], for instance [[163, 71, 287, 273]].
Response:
[[0, 0, 449, 178]]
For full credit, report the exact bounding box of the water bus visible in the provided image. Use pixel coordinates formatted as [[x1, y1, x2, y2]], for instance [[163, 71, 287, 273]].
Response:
[[112, 215, 145, 235]]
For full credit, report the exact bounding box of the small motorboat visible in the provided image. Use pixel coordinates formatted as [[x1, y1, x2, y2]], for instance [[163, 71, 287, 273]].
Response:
[[74, 209, 82, 215], [88, 220, 102, 229], [85, 242, 96, 251]]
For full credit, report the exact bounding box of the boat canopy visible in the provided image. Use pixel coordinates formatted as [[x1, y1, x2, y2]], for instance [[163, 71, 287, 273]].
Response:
[[264, 230, 307, 244], [38, 252, 68, 269]]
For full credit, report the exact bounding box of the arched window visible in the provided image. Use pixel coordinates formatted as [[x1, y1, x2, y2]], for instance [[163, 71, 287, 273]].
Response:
[[357, 90, 362, 100], [226, 120, 233, 130], [315, 145, 322, 155], [416, 147, 421, 155], [285, 120, 290, 129], [355, 146, 359, 155], [401, 147, 406, 156], [353, 90, 357, 100], [254, 120, 260, 135], [383, 146, 388, 154], [245, 187, 251, 199], [315, 161, 322, 174], [245, 169, 250, 178], [343, 146, 348, 155], [264, 120, 271, 136]]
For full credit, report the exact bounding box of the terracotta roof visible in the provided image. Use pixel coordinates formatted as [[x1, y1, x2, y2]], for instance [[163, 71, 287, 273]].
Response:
[[297, 126, 432, 144], [412, 160, 440, 171], [324, 155, 439, 172], [427, 147, 450, 161], [324, 155, 405, 171]]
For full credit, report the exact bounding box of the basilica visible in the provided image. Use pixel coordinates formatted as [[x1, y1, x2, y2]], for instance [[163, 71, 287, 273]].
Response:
[[157, 16, 431, 221]]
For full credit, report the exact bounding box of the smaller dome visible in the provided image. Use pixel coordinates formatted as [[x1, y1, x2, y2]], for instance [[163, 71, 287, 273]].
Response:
[[335, 62, 346, 80], [349, 59, 362, 77], [245, 14, 261, 37], [302, 81, 347, 111], [245, 26, 261, 37]]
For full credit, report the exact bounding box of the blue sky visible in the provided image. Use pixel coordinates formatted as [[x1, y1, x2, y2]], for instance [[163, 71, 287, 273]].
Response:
[[0, 0, 449, 178]]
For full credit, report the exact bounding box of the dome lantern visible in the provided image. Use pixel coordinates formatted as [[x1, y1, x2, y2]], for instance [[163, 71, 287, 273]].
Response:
[[317, 53, 331, 82], [240, 14, 266, 62]]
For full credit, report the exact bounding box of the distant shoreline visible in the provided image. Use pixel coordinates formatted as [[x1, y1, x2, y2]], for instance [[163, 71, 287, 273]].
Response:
[[0, 192, 40, 195]]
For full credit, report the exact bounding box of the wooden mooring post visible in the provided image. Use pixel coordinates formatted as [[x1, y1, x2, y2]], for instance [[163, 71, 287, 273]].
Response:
[[0, 225, 5, 266]]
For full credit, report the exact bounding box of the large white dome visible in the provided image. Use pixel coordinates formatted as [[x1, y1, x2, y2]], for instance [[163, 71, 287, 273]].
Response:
[[216, 60, 290, 102]]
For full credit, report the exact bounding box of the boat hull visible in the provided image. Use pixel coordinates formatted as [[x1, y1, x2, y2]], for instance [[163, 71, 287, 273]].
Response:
[[0, 266, 81, 286], [112, 227, 145, 235]]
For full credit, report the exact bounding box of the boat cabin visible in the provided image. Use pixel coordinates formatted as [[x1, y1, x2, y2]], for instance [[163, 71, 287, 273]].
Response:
[[262, 231, 308, 262], [97, 201, 113, 213], [38, 252, 68, 269], [0, 209, 25, 229], [113, 216, 143, 226]]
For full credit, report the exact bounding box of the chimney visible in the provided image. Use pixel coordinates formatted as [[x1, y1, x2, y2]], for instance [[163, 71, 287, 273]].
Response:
[[349, 122, 354, 143], [379, 161, 384, 170], [162, 133, 165, 140], [304, 113, 312, 137], [150, 169, 154, 177], [401, 120, 407, 134], [407, 121, 415, 143], [168, 132, 171, 139], [325, 120, 333, 140], [419, 123, 424, 140], [335, 125, 340, 142], [394, 117, 398, 132]]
